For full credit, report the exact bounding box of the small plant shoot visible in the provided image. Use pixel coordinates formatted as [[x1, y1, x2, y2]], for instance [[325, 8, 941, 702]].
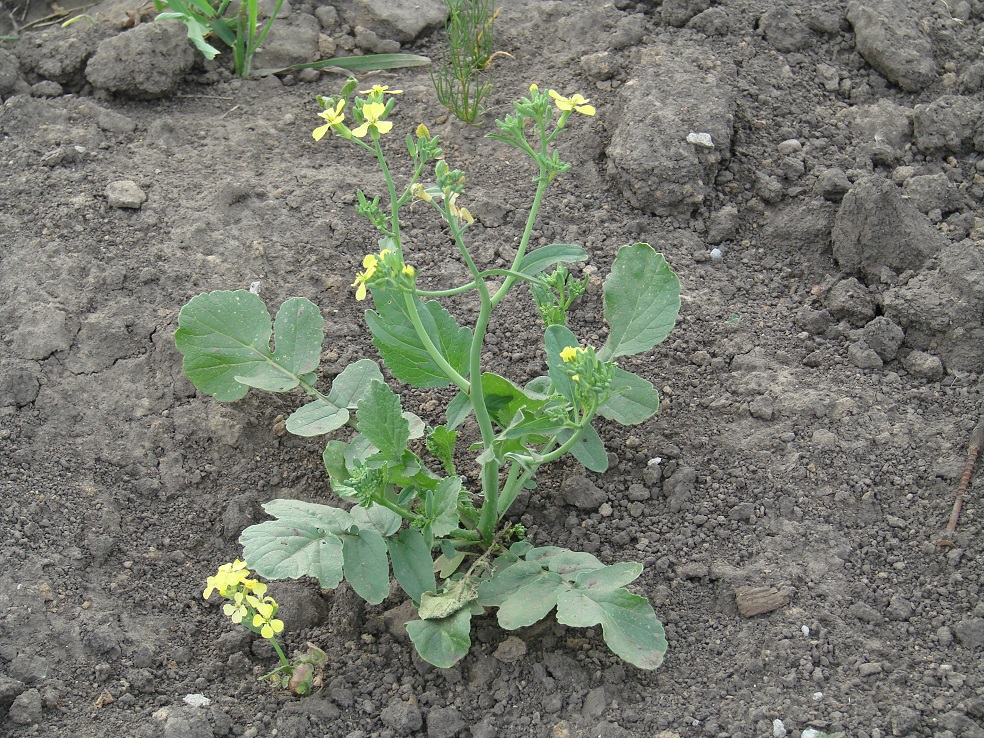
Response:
[[177, 82, 681, 671]]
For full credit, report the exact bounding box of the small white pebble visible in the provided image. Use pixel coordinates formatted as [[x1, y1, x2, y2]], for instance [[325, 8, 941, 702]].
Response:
[[249, 280, 262, 294], [802, 625, 811, 637], [710, 248, 723, 262], [772, 719, 787, 737], [812, 692, 824, 701], [183, 694, 211, 708], [687, 131, 714, 148]]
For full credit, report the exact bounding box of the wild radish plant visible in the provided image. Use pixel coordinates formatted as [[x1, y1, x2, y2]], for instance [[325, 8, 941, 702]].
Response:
[[177, 81, 680, 669]]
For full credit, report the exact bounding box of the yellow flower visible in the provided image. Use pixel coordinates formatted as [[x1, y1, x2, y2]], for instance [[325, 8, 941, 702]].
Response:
[[410, 183, 433, 203], [252, 599, 285, 639], [402, 265, 415, 277], [352, 102, 393, 138], [360, 84, 403, 96], [548, 90, 596, 116], [529, 83, 539, 91], [203, 560, 250, 599], [312, 100, 345, 141], [222, 591, 259, 624], [351, 249, 392, 300], [560, 346, 582, 362], [415, 123, 430, 138]]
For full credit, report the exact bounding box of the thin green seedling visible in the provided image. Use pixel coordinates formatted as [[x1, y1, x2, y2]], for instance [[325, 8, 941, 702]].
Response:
[[176, 81, 681, 670], [153, 0, 283, 78], [432, 0, 507, 122]]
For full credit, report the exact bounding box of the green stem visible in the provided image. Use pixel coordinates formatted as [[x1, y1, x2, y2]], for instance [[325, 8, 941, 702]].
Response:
[[373, 137, 403, 256], [369, 491, 418, 523], [490, 170, 549, 309], [269, 636, 290, 667], [401, 292, 470, 392], [443, 217, 499, 543]]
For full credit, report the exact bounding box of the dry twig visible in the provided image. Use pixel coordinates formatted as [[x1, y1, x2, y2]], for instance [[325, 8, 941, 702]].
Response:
[[940, 418, 984, 540]]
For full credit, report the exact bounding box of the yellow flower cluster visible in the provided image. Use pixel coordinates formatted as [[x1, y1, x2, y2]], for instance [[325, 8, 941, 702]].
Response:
[[351, 248, 415, 301], [203, 560, 284, 639]]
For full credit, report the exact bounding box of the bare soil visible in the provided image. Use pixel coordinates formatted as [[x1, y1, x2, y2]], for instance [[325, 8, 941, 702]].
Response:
[[1, 0, 983, 737]]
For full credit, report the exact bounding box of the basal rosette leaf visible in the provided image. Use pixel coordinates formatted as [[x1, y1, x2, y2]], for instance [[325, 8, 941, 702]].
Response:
[[479, 548, 665, 669], [600, 243, 681, 360], [175, 291, 324, 401], [406, 608, 473, 668], [239, 500, 353, 589], [556, 587, 667, 670]]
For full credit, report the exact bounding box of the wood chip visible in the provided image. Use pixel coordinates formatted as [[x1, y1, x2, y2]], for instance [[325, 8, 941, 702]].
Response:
[[735, 586, 790, 617]]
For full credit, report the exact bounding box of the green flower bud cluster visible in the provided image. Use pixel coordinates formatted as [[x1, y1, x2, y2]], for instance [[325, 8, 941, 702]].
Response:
[[559, 345, 615, 410]]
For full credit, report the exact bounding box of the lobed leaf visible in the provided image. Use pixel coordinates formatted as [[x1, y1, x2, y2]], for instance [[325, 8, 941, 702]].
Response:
[[239, 499, 354, 589], [556, 588, 667, 670], [175, 291, 323, 402], [600, 244, 681, 360]]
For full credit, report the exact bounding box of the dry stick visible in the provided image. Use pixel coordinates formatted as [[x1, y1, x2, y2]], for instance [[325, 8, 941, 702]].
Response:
[[945, 419, 984, 534]]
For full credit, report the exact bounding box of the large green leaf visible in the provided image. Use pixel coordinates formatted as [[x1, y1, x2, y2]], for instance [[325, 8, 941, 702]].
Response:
[[175, 291, 323, 401], [597, 367, 660, 426], [556, 587, 667, 670], [356, 380, 410, 460], [388, 529, 437, 603], [288, 359, 385, 435], [366, 292, 472, 388], [478, 562, 565, 630], [342, 527, 390, 605], [517, 244, 588, 276], [239, 500, 353, 589], [406, 608, 472, 668], [600, 244, 680, 359]]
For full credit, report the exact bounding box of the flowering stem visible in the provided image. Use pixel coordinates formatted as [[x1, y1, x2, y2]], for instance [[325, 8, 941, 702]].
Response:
[[490, 169, 549, 309], [401, 292, 470, 392], [442, 217, 499, 542], [373, 139, 403, 255]]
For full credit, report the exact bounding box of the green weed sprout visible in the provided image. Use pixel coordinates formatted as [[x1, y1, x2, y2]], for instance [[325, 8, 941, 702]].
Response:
[[152, 0, 431, 79], [176, 81, 681, 670], [203, 561, 326, 694], [153, 0, 285, 79], [431, 0, 503, 122]]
